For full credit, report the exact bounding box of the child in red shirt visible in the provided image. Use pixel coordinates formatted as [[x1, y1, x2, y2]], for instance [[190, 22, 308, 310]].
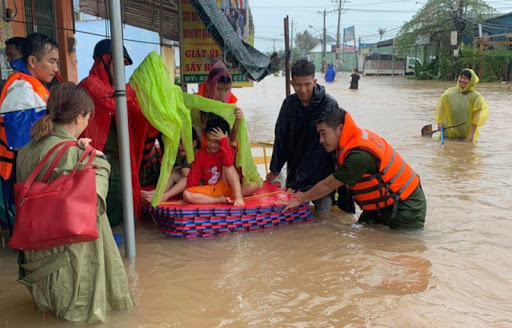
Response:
[[183, 116, 246, 206]]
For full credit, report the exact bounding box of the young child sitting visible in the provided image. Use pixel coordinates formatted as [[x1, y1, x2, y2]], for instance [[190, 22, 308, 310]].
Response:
[[183, 115, 253, 207], [197, 108, 244, 150], [141, 128, 201, 202]]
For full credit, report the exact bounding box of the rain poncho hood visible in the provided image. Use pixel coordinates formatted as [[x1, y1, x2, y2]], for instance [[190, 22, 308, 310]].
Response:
[[269, 84, 339, 191], [457, 68, 478, 93], [435, 68, 489, 140], [197, 60, 238, 103], [325, 64, 336, 83], [130, 52, 261, 207]]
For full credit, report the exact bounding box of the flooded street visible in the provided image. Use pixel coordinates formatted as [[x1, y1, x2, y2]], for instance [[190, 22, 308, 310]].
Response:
[[1, 74, 512, 327]]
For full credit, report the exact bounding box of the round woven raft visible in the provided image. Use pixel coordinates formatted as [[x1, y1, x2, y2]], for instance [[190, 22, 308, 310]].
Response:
[[141, 182, 313, 239]]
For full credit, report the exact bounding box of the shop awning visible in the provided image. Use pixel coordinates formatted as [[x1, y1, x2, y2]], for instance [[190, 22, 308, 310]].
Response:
[[80, 0, 179, 41]]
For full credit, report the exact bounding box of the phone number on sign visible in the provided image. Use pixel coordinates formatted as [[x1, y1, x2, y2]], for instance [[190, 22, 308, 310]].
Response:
[[183, 74, 248, 83]]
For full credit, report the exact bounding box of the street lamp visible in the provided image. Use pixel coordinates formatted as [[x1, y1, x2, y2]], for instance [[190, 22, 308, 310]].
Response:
[[308, 25, 327, 72]]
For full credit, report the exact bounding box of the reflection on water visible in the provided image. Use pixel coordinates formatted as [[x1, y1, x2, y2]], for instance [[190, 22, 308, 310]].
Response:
[[1, 74, 512, 327]]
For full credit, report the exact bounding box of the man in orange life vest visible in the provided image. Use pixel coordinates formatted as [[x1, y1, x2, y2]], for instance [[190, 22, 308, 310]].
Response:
[[0, 33, 58, 181], [283, 108, 426, 230]]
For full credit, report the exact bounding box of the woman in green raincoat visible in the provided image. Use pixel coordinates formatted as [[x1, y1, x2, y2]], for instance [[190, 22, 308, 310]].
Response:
[[15, 83, 134, 323], [435, 68, 489, 142]]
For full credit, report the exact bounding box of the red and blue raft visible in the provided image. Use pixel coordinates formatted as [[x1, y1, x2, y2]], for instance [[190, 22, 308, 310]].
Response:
[[141, 182, 313, 239]]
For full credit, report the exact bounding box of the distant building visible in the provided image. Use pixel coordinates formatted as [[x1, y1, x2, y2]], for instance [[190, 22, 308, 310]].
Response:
[[474, 12, 512, 41], [308, 35, 363, 72]]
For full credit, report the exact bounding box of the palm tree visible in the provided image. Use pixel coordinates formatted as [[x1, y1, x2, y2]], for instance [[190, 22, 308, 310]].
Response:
[[378, 27, 386, 40]]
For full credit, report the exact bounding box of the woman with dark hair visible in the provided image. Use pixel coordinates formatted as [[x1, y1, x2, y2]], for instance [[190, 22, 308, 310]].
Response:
[[197, 60, 243, 147], [435, 68, 489, 142], [15, 82, 134, 323]]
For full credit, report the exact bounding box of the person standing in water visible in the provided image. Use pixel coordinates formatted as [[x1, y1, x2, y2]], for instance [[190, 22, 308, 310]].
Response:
[[349, 69, 360, 89], [435, 68, 489, 142], [266, 59, 350, 212]]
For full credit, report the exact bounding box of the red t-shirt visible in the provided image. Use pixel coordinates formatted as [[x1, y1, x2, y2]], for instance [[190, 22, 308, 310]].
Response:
[[186, 137, 234, 188]]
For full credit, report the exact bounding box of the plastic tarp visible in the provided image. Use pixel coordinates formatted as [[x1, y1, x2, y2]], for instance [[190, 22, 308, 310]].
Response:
[[189, 0, 278, 82], [130, 52, 262, 207]]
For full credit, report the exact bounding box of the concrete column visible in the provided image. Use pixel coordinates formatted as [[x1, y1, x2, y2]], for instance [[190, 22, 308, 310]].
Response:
[[55, 0, 78, 83], [161, 45, 176, 83]]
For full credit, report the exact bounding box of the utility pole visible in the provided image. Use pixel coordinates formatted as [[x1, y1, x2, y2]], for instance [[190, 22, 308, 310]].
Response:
[[317, 9, 334, 73], [457, 0, 465, 43], [291, 20, 294, 53], [319, 9, 328, 73], [334, 0, 343, 68], [284, 16, 291, 97]]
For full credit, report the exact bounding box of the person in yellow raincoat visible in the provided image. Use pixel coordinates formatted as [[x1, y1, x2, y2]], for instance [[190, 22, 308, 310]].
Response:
[[435, 68, 489, 142]]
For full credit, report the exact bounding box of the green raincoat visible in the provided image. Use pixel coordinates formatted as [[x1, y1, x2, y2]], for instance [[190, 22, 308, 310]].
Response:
[[435, 68, 489, 140], [130, 52, 262, 207], [15, 124, 134, 323]]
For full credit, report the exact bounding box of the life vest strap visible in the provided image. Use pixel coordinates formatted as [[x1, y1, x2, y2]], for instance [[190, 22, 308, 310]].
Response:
[[0, 138, 9, 149], [381, 149, 396, 175], [358, 172, 380, 183], [387, 160, 406, 185], [357, 192, 396, 207], [398, 171, 416, 195], [0, 155, 14, 164]]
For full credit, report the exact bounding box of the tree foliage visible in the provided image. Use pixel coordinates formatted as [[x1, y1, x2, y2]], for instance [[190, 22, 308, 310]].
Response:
[[395, 0, 497, 57], [378, 28, 387, 40], [294, 30, 320, 55], [395, 0, 501, 80]]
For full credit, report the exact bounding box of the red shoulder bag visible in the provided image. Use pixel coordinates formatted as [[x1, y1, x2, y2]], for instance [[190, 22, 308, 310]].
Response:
[[8, 140, 99, 251]]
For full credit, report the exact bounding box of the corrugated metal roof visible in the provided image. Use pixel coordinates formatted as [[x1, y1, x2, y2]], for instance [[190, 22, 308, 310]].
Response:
[[80, 0, 179, 41]]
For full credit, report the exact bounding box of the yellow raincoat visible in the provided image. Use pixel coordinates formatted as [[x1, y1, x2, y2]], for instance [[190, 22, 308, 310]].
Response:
[[435, 68, 489, 141]]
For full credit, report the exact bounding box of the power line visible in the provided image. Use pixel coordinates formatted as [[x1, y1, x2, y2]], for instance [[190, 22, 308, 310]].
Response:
[[9, 18, 165, 46]]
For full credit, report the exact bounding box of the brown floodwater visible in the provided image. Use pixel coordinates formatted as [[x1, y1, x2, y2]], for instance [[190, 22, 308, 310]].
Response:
[[1, 73, 511, 327]]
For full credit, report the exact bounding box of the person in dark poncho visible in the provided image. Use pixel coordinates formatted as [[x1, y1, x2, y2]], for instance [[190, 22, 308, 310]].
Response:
[[349, 69, 360, 89], [266, 59, 354, 212]]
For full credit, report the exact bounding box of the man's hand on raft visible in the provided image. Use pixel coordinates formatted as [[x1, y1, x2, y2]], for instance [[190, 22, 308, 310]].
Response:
[[280, 191, 304, 212]]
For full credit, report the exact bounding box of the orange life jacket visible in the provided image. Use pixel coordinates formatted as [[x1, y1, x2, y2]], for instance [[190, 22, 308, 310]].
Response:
[[0, 73, 49, 180], [338, 113, 420, 215], [141, 130, 162, 168]]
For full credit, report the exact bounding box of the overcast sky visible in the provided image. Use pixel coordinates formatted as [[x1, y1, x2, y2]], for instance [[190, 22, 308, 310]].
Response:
[[251, 0, 512, 53]]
